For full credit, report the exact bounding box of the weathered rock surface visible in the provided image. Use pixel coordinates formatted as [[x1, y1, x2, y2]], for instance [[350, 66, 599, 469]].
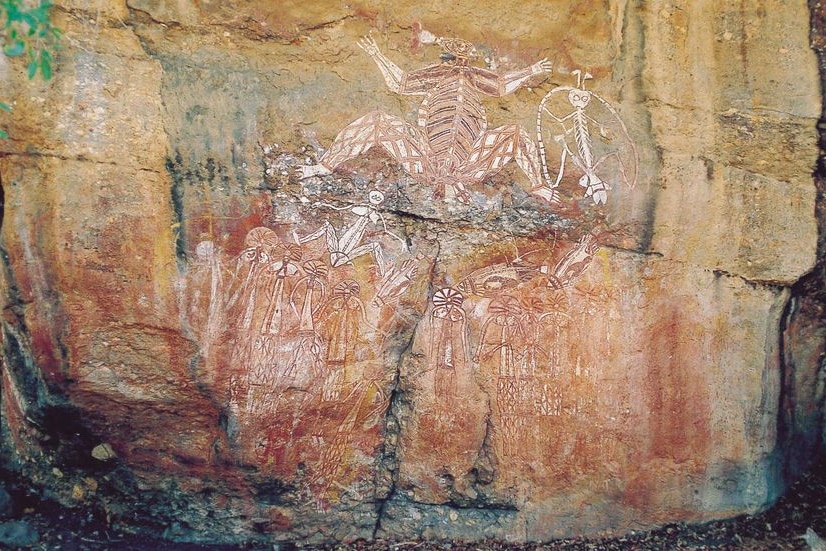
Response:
[[0, 0, 823, 545]]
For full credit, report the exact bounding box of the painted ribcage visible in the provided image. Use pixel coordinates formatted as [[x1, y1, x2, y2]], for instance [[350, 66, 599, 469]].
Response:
[[419, 76, 487, 172]]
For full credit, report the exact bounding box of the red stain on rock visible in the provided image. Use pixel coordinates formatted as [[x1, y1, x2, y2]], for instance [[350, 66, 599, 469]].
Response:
[[643, 304, 710, 465]]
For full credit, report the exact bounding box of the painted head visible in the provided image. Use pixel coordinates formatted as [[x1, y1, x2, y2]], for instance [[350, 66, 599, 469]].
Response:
[[368, 190, 385, 205], [568, 89, 591, 109], [419, 30, 477, 63]]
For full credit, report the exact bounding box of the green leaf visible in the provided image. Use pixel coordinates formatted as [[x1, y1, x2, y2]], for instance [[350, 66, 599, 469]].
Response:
[[0, 129, 8, 139], [3, 39, 25, 56], [40, 56, 51, 80], [27, 58, 37, 79], [0, 101, 11, 112], [20, 12, 37, 28]]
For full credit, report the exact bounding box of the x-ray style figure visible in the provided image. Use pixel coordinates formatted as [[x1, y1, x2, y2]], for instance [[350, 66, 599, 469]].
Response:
[[281, 259, 329, 387], [260, 241, 303, 339], [299, 33, 559, 204], [475, 295, 526, 457], [290, 259, 328, 334], [539, 304, 571, 376], [315, 279, 368, 401], [294, 190, 405, 277], [429, 287, 470, 400], [225, 227, 281, 335], [537, 70, 638, 204], [543, 232, 600, 290]]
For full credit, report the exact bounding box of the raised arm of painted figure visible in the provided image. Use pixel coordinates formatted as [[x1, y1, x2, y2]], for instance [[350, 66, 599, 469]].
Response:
[[498, 58, 553, 95], [378, 212, 408, 248], [358, 36, 406, 94]]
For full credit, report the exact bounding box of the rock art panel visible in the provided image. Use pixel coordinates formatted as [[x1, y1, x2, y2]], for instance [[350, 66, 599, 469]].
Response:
[[174, 26, 641, 528], [179, 187, 426, 512], [300, 32, 559, 204], [1, 0, 821, 545]]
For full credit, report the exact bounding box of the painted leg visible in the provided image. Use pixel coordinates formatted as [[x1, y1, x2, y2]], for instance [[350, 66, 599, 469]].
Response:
[[463, 125, 559, 203], [298, 110, 426, 179]]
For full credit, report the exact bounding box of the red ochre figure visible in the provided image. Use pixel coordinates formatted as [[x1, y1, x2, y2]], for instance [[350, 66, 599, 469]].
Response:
[[299, 33, 559, 204]]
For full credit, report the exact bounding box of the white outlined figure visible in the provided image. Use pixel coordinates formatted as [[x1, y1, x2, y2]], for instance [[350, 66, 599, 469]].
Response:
[[186, 240, 226, 358], [221, 229, 306, 422], [474, 295, 524, 377], [295, 190, 405, 277], [475, 295, 525, 457], [315, 279, 368, 401], [283, 259, 329, 385], [429, 287, 470, 400], [456, 261, 538, 298], [537, 70, 638, 204], [517, 296, 550, 379], [261, 242, 303, 338], [544, 232, 600, 290], [538, 293, 572, 375], [225, 227, 280, 334], [290, 259, 328, 334], [299, 33, 558, 204]]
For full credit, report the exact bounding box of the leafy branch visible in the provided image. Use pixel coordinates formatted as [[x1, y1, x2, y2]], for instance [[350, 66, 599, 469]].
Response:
[[1, 0, 61, 138]]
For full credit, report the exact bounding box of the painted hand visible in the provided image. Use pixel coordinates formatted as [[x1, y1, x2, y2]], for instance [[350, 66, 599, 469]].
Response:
[[357, 36, 380, 57], [532, 58, 553, 75]]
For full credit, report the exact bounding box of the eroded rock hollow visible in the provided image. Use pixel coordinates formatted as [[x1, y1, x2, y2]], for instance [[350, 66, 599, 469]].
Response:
[[1, 0, 824, 544]]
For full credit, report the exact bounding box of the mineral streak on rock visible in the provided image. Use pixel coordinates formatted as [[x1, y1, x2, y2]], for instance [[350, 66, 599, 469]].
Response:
[[0, 0, 823, 546]]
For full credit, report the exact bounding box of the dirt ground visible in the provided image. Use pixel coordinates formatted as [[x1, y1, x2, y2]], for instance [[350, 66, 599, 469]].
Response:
[[0, 456, 823, 550]]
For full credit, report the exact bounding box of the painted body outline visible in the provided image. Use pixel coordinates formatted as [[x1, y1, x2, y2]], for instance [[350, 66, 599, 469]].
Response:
[[537, 70, 638, 204], [294, 190, 406, 277], [300, 33, 559, 204]]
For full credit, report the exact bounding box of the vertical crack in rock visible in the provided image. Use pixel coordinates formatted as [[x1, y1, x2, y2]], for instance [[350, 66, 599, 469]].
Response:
[[372, 352, 402, 539], [777, 293, 800, 478], [373, 233, 441, 538], [617, 0, 660, 253], [166, 150, 188, 267], [775, 0, 826, 481], [469, 403, 497, 496]]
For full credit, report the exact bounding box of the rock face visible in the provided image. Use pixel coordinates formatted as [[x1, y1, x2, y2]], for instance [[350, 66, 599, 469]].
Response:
[[0, 0, 823, 544]]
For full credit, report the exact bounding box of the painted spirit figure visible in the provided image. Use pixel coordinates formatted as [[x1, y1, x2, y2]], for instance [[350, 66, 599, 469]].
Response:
[[300, 33, 559, 204], [429, 287, 470, 399], [294, 190, 404, 277], [475, 295, 525, 457], [537, 70, 638, 204], [315, 279, 368, 401]]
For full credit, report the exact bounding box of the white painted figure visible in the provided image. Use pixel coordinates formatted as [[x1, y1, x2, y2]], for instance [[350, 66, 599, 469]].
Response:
[[537, 70, 638, 204], [294, 190, 405, 277], [299, 33, 559, 204]]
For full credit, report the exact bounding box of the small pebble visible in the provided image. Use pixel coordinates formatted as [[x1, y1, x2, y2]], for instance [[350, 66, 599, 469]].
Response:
[[92, 443, 116, 461], [0, 520, 39, 547], [0, 486, 12, 519]]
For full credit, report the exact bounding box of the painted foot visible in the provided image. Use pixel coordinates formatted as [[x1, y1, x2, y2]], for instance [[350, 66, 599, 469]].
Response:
[[533, 186, 560, 204], [451, 183, 470, 204], [296, 164, 332, 179]]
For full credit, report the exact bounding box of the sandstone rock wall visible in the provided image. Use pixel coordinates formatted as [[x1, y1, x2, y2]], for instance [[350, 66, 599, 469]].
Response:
[[0, 0, 822, 544]]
